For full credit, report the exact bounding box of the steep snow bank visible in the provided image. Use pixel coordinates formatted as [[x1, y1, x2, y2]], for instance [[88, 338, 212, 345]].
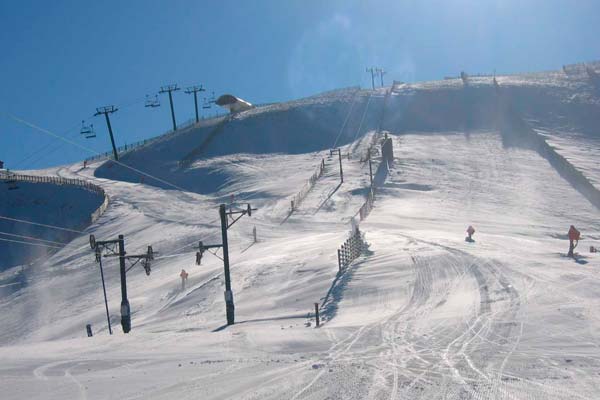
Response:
[[95, 90, 383, 194], [0, 181, 104, 271]]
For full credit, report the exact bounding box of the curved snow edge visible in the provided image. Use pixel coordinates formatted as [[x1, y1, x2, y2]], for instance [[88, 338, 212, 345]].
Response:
[[0, 171, 110, 225]]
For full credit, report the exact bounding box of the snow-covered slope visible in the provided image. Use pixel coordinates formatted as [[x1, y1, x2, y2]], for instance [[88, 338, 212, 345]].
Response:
[[95, 88, 383, 194], [1, 65, 600, 399]]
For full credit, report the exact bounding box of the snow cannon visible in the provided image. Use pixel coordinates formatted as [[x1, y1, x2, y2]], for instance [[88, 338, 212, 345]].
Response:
[[142, 246, 154, 276]]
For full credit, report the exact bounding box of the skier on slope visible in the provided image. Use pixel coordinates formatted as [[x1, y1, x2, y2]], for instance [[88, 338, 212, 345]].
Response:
[[180, 269, 189, 290], [568, 225, 581, 258], [466, 225, 475, 243]]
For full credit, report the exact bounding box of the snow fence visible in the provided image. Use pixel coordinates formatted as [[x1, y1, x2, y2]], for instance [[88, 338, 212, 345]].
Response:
[[0, 171, 109, 224]]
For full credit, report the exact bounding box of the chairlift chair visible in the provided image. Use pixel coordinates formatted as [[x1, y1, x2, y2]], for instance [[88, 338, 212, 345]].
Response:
[[145, 94, 160, 108], [80, 120, 96, 139], [209, 91, 216, 103], [202, 98, 211, 109]]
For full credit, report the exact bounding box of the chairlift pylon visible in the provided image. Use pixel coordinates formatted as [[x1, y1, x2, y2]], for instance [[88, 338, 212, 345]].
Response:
[[145, 94, 160, 108], [80, 120, 96, 139]]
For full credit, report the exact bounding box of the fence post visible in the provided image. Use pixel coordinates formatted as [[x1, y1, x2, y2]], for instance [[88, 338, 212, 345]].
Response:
[[291, 200, 295, 211], [314, 303, 320, 327]]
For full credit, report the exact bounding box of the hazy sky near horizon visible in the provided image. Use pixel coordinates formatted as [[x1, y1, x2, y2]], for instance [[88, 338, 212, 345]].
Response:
[[1, 0, 599, 169]]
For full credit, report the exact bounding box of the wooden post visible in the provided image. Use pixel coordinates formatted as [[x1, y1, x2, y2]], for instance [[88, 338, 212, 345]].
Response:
[[291, 200, 295, 211], [314, 303, 320, 327]]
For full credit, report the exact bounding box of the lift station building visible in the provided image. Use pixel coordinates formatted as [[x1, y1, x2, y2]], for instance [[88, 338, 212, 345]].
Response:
[[215, 94, 254, 113]]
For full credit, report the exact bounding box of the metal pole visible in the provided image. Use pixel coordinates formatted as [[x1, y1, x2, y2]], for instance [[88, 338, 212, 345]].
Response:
[[104, 113, 119, 161], [193, 91, 199, 123], [338, 150, 344, 183], [314, 303, 320, 327], [118, 235, 131, 333], [369, 156, 373, 187], [220, 204, 235, 325], [371, 71, 375, 90], [168, 91, 177, 131], [98, 257, 112, 335]]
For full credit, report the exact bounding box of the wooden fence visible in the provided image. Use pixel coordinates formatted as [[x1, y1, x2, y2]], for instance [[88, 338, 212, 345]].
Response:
[[337, 227, 367, 273], [0, 171, 109, 224], [289, 158, 326, 213]]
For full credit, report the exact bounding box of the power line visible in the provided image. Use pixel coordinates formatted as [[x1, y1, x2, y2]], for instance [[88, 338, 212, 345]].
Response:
[[0, 231, 73, 246], [0, 215, 85, 234], [0, 237, 63, 249], [11, 119, 90, 169], [332, 89, 361, 149], [352, 93, 373, 145], [1, 112, 193, 193], [10, 94, 147, 170]]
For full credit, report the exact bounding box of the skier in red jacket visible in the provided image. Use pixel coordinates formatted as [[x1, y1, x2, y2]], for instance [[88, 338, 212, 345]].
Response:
[[466, 225, 475, 243], [568, 225, 580, 258]]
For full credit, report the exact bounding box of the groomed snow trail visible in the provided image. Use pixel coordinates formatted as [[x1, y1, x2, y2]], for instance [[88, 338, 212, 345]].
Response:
[[1, 125, 599, 398]]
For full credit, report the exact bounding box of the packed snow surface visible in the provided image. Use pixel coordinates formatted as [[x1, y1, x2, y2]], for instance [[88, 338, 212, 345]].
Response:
[[1, 67, 600, 399]]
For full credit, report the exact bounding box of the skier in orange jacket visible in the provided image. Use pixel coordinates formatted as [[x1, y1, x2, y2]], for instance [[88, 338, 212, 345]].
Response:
[[568, 225, 580, 258], [180, 269, 189, 290]]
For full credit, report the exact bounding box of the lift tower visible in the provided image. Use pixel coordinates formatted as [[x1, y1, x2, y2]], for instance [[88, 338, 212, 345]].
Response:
[[94, 106, 119, 161], [159, 84, 180, 131]]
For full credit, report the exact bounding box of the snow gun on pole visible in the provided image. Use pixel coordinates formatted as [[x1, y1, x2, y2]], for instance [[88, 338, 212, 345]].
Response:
[[195, 203, 256, 326]]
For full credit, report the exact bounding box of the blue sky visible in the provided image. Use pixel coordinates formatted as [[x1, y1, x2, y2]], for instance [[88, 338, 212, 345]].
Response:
[[1, 0, 598, 169]]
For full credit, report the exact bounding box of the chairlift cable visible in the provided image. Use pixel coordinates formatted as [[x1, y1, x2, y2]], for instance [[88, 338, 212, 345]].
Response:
[[12, 118, 91, 169], [0, 215, 86, 234], [0, 237, 64, 249], [0, 231, 77, 246], [332, 87, 361, 149], [1, 111, 193, 193], [351, 93, 373, 145]]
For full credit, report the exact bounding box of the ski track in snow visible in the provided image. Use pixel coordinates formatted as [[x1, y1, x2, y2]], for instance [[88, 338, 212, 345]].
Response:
[[2, 71, 600, 399]]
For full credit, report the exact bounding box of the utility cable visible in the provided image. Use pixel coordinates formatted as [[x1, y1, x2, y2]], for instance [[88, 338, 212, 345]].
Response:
[[2, 112, 193, 193], [12, 118, 91, 169], [352, 93, 373, 145], [0, 231, 74, 246], [332, 88, 361, 149], [0, 215, 85, 234], [0, 237, 63, 249]]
